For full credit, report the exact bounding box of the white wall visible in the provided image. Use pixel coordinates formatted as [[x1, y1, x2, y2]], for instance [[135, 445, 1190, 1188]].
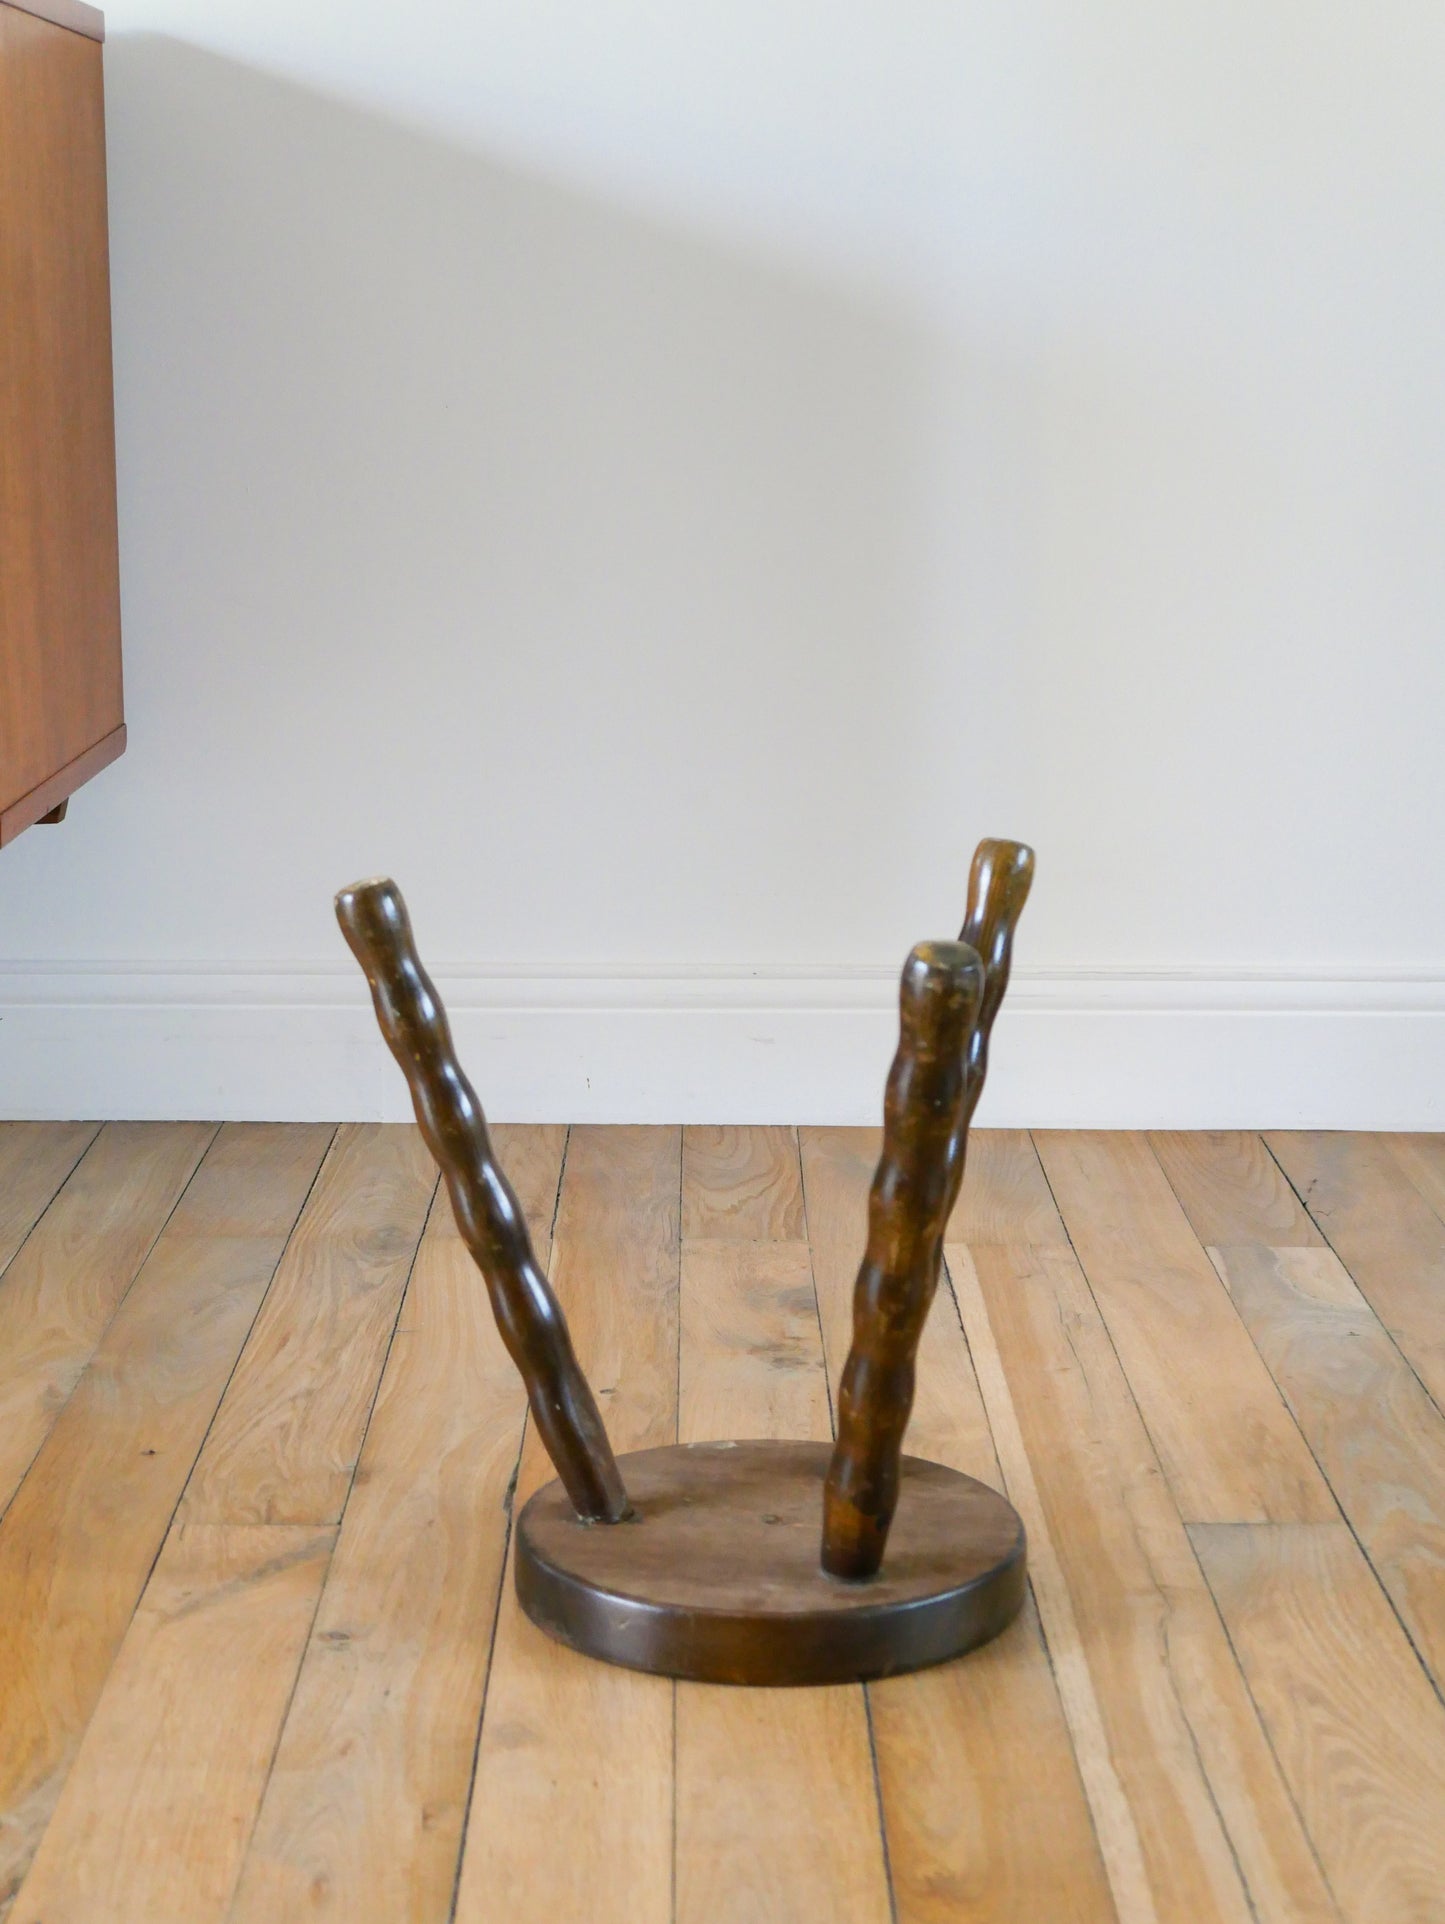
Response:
[[2, 1, 1442, 1123]]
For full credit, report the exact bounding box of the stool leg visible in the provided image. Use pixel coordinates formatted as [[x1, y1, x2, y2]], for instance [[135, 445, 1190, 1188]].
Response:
[[821, 840, 1034, 1579], [336, 878, 631, 1524], [820, 941, 981, 1579]]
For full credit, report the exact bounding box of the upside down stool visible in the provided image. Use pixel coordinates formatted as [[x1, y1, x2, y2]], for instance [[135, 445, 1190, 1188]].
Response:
[[335, 837, 1034, 1686]]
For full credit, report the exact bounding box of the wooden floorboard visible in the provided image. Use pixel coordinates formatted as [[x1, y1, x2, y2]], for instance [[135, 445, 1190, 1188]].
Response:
[[676, 1128, 891, 1924], [1378, 1132, 1445, 1227], [11, 1522, 336, 1924], [681, 1123, 807, 1241], [1267, 1131, 1445, 1413], [804, 1128, 1115, 1924], [1034, 1130, 1335, 1524], [953, 1126, 1070, 1245], [2, 1124, 1443, 1921], [1193, 1520, 1445, 1924], [452, 1126, 680, 1924], [675, 1273, 886, 1924], [1149, 1129, 1325, 1248], [227, 1126, 567, 1923], [956, 1237, 1338, 1923], [0, 1123, 332, 1911], [179, 1124, 436, 1526], [1209, 1242, 1445, 1693], [0, 1121, 100, 1278], [0, 1121, 216, 1514]]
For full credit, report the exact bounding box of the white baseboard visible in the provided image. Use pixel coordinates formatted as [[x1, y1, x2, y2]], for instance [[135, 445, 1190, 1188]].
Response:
[[1, 961, 1442, 1127]]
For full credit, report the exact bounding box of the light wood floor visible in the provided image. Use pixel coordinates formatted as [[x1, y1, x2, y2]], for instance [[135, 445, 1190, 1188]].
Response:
[[2, 1123, 1444, 1922]]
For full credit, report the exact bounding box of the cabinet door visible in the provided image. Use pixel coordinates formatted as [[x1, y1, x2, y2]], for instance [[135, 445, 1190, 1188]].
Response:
[[0, 2, 123, 844]]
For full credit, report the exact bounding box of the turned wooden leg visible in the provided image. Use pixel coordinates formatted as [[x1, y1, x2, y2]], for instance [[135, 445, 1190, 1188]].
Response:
[[956, 838, 1035, 1136], [820, 941, 983, 1579], [821, 839, 1035, 1580], [335, 878, 631, 1524]]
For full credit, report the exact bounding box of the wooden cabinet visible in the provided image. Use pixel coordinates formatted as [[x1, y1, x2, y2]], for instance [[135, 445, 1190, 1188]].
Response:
[[0, 0, 123, 845]]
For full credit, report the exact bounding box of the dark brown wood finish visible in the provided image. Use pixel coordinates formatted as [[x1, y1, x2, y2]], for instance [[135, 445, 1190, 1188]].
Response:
[[957, 841, 1037, 1127], [822, 839, 1035, 1579], [338, 842, 1033, 1685], [517, 1440, 1025, 1686], [820, 941, 984, 1579], [0, 2, 124, 842], [334, 879, 630, 1524]]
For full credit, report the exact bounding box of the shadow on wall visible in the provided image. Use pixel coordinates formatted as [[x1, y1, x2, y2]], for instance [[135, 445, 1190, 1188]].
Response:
[[76, 35, 1002, 965], [6, 30, 1433, 985]]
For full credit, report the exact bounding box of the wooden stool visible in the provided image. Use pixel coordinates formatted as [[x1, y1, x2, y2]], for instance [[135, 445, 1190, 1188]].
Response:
[[336, 838, 1034, 1686]]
